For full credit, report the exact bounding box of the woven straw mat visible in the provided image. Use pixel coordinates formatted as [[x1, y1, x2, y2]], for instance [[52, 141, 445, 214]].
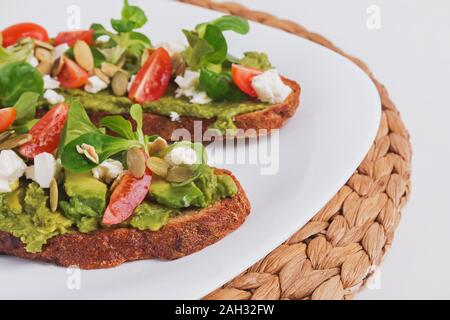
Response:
[[178, 0, 412, 300]]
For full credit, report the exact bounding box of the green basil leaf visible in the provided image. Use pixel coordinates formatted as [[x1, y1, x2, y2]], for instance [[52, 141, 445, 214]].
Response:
[[61, 131, 139, 172], [57, 99, 99, 157], [90, 23, 111, 39], [0, 62, 44, 106], [90, 46, 106, 68], [196, 15, 250, 36], [203, 24, 227, 64], [13, 92, 39, 123], [111, 18, 135, 33], [0, 38, 34, 68], [199, 68, 230, 101], [121, 0, 148, 29], [130, 104, 146, 150], [11, 119, 38, 134], [182, 30, 214, 69], [199, 68, 249, 102], [100, 115, 135, 140]]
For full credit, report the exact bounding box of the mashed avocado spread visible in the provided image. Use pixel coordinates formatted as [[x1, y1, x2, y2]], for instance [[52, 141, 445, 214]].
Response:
[[0, 168, 237, 253], [59, 87, 268, 132]]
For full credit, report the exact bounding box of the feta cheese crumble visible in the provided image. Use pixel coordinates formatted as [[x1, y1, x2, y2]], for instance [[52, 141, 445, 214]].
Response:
[[52, 43, 70, 61], [251, 69, 292, 104], [0, 150, 27, 192], [164, 147, 198, 166], [92, 159, 124, 184], [43, 75, 60, 90], [44, 89, 65, 105], [26, 152, 57, 188], [169, 111, 181, 122], [174, 70, 212, 105], [84, 76, 108, 94]]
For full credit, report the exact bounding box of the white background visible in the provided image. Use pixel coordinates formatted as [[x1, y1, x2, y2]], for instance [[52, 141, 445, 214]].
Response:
[[214, 0, 450, 299]]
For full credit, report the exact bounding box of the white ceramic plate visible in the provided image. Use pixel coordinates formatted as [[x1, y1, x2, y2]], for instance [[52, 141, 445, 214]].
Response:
[[0, 0, 381, 299]]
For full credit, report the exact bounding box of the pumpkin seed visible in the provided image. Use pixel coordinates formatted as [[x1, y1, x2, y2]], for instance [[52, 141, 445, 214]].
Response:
[[171, 53, 186, 77], [0, 134, 32, 150], [148, 137, 168, 155], [117, 55, 126, 68], [94, 68, 110, 84], [78, 143, 99, 164], [127, 147, 146, 178], [110, 173, 124, 191], [146, 157, 170, 178], [34, 39, 54, 50], [74, 40, 94, 71], [166, 166, 193, 183], [50, 178, 58, 212], [35, 48, 52, 62], [37, 60, 52, 75], [52, 56, 65, 77], [100, 62, 118, 77], [111, 71, 129, 96], [0, 130, 14, 144]]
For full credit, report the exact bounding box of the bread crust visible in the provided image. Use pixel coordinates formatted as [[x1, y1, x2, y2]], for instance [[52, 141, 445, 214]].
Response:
[[87, 78, 301, 141], [0, 169, 250, 269]]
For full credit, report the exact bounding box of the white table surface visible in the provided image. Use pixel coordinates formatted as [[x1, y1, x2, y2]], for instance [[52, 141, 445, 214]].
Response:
[[212, 0, 450, 300]]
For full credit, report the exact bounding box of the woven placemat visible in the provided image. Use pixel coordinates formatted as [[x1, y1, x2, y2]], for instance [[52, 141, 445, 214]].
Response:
[[179, 0, 412, 300]]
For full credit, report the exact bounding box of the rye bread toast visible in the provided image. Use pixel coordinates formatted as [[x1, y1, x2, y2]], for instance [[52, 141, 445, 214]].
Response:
[[0, 169, 250, 269], [87, 78, 301, 141]]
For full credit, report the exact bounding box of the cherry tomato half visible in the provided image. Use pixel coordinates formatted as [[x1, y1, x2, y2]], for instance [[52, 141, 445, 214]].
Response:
[[128, 47, 171, 104], [57, 57, 89, 89], [231, 64, 263, 98], [18, 104, 69, 158], [0, 108, 17, 133], [54, 30, 94, 46], [1, 23, 49, 47], [102, 169, 153, 225]]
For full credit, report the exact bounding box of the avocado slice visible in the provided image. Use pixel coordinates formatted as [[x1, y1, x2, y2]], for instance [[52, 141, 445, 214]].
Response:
[[60, 171, 107, 220]]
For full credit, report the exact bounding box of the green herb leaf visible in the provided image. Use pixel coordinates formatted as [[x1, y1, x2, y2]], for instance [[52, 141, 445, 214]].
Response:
[[13, 92, 39, 124], [57, 100, 99, 157], [90, 46, 106, 68], [61, 131, 140, 172], [196, 15, 250, 36], [199, 68, 248, 102], [100, 115, 135, 140], [203, 24, 227, 64], [182, 30, 213, 69], [121, 0, 148, 29], [199, 68, 230, 100], [11, 119, 38, 133], [0, 38, 34, 68], [90, 23, 111, 39], [130, 104, 146, 151], [0, 62, 44, 106]]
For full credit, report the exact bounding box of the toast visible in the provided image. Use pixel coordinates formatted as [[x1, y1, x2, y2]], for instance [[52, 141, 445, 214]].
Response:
[[87, 78, 301, 141], [0, 169, 250, 269]]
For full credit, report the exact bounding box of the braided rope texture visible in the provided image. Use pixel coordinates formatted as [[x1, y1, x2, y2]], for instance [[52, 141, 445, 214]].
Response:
[[179, 0, 412, 300]]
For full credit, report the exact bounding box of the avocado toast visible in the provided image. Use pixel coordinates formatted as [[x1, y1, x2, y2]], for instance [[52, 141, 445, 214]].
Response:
[[1, 0, 301, 141], [0, 101, 250, 269]]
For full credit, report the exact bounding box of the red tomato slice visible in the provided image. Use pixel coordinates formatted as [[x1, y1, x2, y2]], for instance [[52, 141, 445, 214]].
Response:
[[54, 30, 94, 46], [57, 57, 89, 89], [128, 47, 171, 104], [0, 108, 17, 133], [231, 64, 263, 98], [102, 170, 153, 225], [1, 23, 49, 47], [18, 104, 69, 158]]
